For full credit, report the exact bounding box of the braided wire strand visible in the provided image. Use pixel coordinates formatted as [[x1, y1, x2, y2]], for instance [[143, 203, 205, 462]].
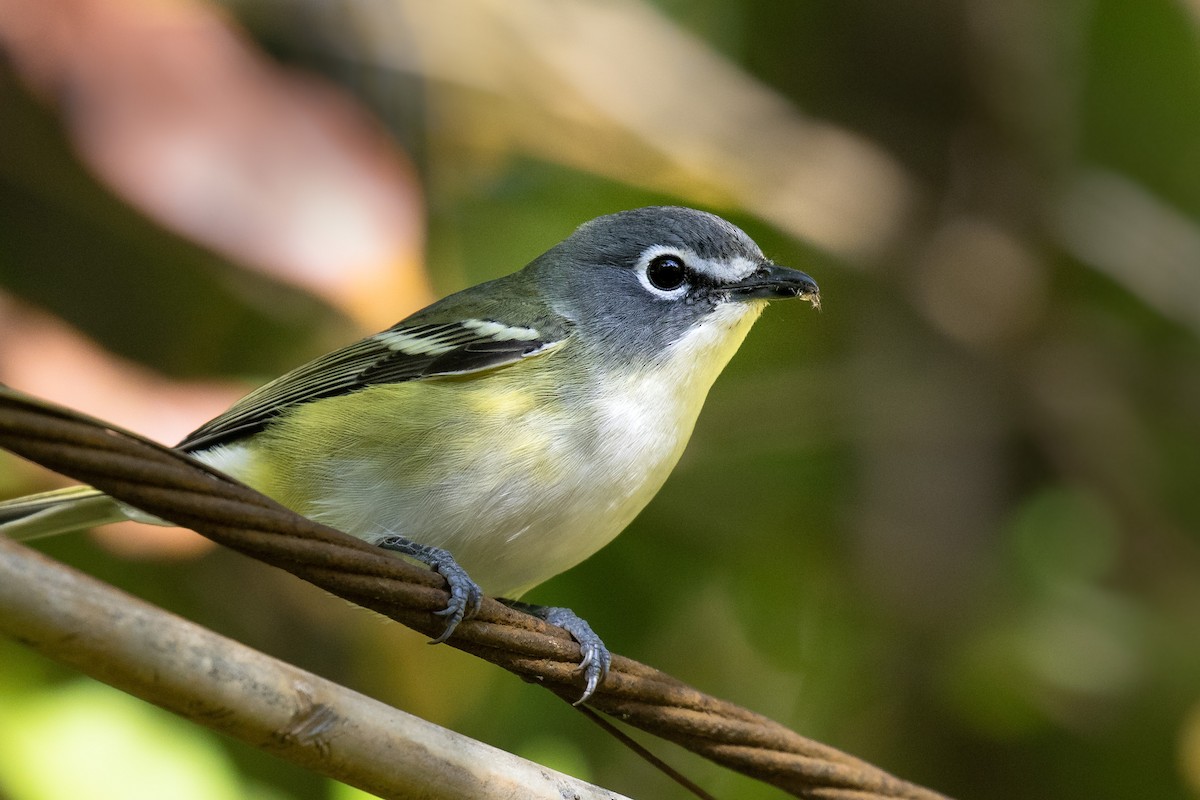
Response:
[[0, 390, 951, 800]]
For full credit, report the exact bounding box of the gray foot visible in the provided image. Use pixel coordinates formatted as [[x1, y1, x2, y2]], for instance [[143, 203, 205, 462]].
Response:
[[502, 600, 611, 704], [377, 535, 483, 643]]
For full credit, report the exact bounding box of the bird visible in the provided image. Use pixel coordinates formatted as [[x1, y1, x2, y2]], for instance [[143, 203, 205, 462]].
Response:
[[0, 205, 819, 702]]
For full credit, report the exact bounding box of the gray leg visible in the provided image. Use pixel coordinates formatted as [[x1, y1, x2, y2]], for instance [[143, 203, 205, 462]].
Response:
[[377, 535, 483, 643], [501, 599, 611, 704]]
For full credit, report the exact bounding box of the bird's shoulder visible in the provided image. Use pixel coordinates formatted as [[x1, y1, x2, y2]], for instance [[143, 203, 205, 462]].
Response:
[[179, 279, 573, 452]]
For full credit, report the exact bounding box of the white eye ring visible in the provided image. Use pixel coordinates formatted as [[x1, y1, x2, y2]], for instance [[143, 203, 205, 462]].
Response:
[[636, 247, 691, 299]]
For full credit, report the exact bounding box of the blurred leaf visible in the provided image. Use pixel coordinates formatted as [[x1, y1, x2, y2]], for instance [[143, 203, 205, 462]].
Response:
[[0, 71, 351, 378], [0, 681, 251, 800]]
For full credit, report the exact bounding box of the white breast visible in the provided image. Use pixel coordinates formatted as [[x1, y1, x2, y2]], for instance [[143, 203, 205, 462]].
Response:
[[472, 300, 768, 594]]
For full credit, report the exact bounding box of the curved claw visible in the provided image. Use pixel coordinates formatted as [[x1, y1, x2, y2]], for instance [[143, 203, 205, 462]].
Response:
[[376, 535, 483, 643], [428, 557, 484, 643], [541, 607, 611, 705]]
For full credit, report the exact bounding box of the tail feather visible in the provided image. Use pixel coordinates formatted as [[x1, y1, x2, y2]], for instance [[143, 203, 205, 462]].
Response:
[[0, 486, 131, 541]]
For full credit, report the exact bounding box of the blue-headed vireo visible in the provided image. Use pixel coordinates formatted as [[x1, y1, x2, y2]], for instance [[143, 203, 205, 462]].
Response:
[[1, 206, 819, 701]]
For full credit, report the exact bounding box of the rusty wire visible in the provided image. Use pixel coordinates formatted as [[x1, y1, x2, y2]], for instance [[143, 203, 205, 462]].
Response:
[[0, 388, 951, 800]]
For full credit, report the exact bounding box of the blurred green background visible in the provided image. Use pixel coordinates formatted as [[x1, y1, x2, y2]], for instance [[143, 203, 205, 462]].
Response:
[[2, 0, 1199, 798]]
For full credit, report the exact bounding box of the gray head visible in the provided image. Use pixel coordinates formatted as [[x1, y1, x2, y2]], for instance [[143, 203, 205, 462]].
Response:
[[527, 206, 819, 365]]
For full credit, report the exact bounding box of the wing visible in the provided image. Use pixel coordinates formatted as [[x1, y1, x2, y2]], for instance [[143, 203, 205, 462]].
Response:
[[179, 309, 572, 452]]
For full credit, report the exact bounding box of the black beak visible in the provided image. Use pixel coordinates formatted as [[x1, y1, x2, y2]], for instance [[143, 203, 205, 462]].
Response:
[[727, 264, 820, 305]]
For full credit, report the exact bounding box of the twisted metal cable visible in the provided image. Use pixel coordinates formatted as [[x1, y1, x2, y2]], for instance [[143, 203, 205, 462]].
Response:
[[0, 389, 951, 800]]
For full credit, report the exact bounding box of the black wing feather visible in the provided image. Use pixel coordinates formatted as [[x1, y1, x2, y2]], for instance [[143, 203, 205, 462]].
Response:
[[179, 314, 569, 452]]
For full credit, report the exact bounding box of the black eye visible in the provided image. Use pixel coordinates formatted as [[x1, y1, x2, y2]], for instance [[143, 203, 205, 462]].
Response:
[[646, 254, 688, 291]]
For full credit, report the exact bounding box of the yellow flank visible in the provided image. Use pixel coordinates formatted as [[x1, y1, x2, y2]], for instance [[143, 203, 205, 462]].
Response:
[[468, 384, 538, 417], [240, 353, 567, 512]]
